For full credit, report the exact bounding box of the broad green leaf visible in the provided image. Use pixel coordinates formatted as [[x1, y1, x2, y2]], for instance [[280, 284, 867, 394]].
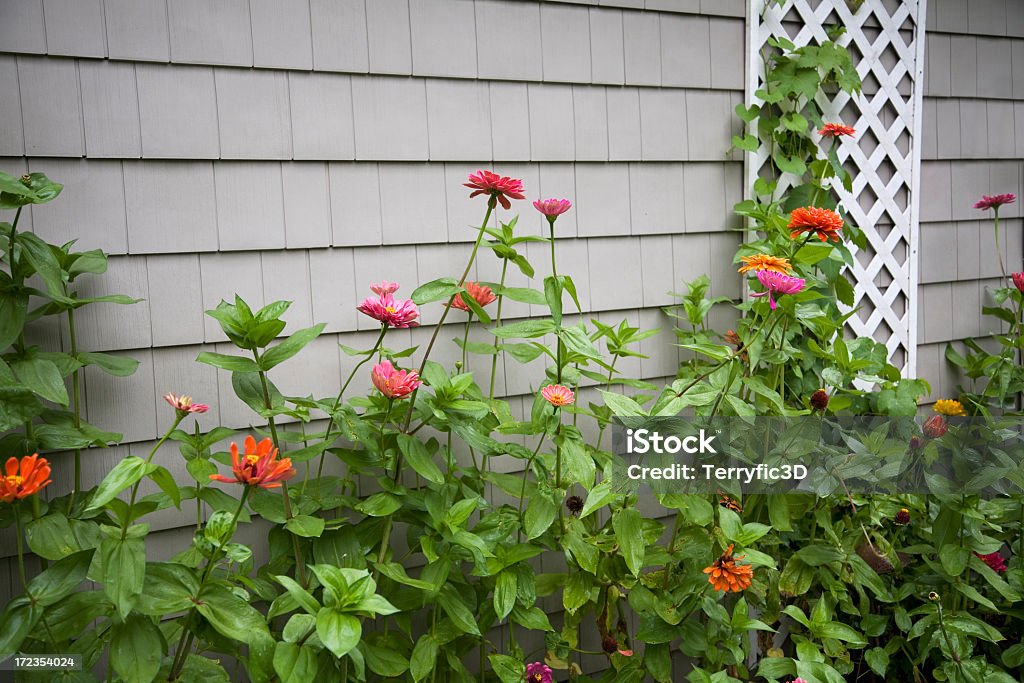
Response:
[[259, 323, 326, 370], [195, 351, 261, 373], [87, 456, 156, 512], [77, 351, 139, 376], [111, 613, 163, 683], [196, 584, 272, 645], [491, 319, 556, 339], [613, 507, 645, 575], [26, 549, 92, 607], [494, 570, 516, 620], [316, 608, 361, 657], [599, 390, 646, 417], [99, 536, 145, 619], [285, 514, 325, 538], [438, 586, 481, 636], [410, 635, 439, 682], [273, 642, 319, 683], [10, 357, 68, 405], [523, 493, 557, 540], [398, 434, 444, 485], [412, 278, 461, 305]]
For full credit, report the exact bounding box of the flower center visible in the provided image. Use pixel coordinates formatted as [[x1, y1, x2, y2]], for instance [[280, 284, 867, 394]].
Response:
[[5, 475, 23, 487], [385, 306, 396, 314], [245, 454, 260, 465], [529, 676, 543, 683]]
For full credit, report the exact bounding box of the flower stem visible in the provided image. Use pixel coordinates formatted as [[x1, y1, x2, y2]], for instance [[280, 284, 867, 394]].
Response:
[[487, 258, 510, 400], [13, 503, 27, 590], [121, 415, 183, 540], [994, 207, 1007, 282], [67, 306, 82, 507], [516, 435, 547, 543]]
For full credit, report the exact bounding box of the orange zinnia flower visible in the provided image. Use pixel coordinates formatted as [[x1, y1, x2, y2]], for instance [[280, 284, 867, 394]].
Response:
[[209, 436, 295, 489], [788, 206, 843, 242], [0, 454, 52, 503], [818, 123, 856, 138], [703, 544, 754, 593], [737, 254, 792, 275]]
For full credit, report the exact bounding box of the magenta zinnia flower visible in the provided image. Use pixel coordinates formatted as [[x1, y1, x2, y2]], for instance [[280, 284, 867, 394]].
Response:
[[975, 550, 1008, 573], [974, 193, 1016, 210], [371, 360, 422, 399], [533, 198, 572, 219], [541, 384, 575, 407], [464, 170, 525, 210], [525, 662, 553, 683], [357, 284, 420, 328], [749, 270, 805, 310], [1012, 272, 1024, 293], [164, 393, 209, 415]]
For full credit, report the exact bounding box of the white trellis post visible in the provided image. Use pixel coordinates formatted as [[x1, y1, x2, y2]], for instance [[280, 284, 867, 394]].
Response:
[[745, 0, 929, 377]]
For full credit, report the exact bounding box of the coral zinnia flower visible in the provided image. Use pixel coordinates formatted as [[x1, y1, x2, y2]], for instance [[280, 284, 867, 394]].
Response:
[[525, 662, 553, 683], [703, 544, 754, 593], [533, 198, 572, 218], [973, 193, 1016, 211], [164, 393, 209, 415], [975, 551, 1008, 573], [371, 359, 422, 399], [923, 414, 948, 439], [738, 254, 792, 275], [452, 281, 497, 312], [1012, 272, 1024, 292], [0, 455, 51, 503], [357, 284, 420, 328], [788, 206, 844, 242], [464, 170, 525, 210], [750, 270, 805, 310], [818, 123, 856, 138], [542, 384, 575, 407], [209, 436, 295, 489], [933, 399, 965, 417]]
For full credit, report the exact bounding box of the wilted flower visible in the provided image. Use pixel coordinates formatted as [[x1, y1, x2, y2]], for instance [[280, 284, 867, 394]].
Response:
[[738, 253, 792, 275], [464, 170, 525, 210], [1011, 272, 1024, 292], [541, 384, 575, 407], [719, 494, 742, 513], [371, 359, 422, 399], [357, 284, 420, 328], [933, 399, 965, 417], [566, 495, 584, 515], [973, 193, 1016, 211], [976, 550, 1008, 573], [894, 508, 910, 525], [788, 206, 844, 242], [703, 544, 754, 593], [0, 455, 52, 503], [533, 198, 572, 219], [209, 436, 295, 489], [164, 393, 209, 416], [750, 270, 806, 310], [525, 662, 552, 683], [809, 389, 829, 411], [923, 414, 948, 439], [908, 435, 924, 450], [601, 635, 618, 653], [451, 281, 497, 312], [818, 123, 856, 138]]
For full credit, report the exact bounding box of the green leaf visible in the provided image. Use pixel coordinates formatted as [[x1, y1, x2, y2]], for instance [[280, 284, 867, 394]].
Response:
[[613, 507, 645, 575], [939, 544, 971, 577], [111, 613, 163, 683], [148, 465, 181, 509], [273, 642, 319, 683], [397, 434, 444, 485], [412, 277, 461, 305], [494, 570, 517, 620], [78, 351, 139, 376], [491, 319, 556, 339], [259, 323, 325, 370], [834, 274, 855, 307], [0, 289, 27, 351], [812, 621, 866, 645], [364, 642, 409, 677], [732, 134, 760, 152], [285, 514, 325, 538], [316, 608, 361, 657], [544, 276, 563, 326], [195, 584, 271, 645], [87, 456, 155, 512], [10, 357, 68, 405], [356, 492, 402, 517], [599, 390, 646, 417], [410, 635, 439, 682], [523, 493, 557, 540], [438, 585, 481, 636], [497, 286, 546, 305], [26, 549, 92, 607], [99, 536, 145, 619], [17, 231, 65, 296], [489, 654, 525, 683], [26, 512, 96, 560], [864, 647, 888, 677], [196, 351, 261, 372], [795, 544, 844, 566], [0, 599, 40, 659]]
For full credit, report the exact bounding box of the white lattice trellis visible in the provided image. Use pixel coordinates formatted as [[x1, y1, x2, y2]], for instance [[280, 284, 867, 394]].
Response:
[[746, 0, 928, 376]]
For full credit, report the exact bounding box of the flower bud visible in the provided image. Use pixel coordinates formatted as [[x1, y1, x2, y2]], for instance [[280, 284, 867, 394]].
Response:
[[923, 415, 948, 439], [565, 495, 583, 515], [809, 389, 829, 411], [908, 435, 924, 450], [894, 508, 910, 525]]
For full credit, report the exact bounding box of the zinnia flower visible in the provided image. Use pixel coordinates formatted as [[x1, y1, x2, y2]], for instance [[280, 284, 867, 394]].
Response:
[[464, 170, 525, 210], [793, 679, 809, 683], [976, 551, 1008, 573], [0, 455, 51, 503], [922, 414, 948, 439], [452, 281, 497, 312], [973, 193, 1016, 211], [703, 544, 754, 593], [371, 359, 422, 399], [1011, 272, 1024, 292], [818, 123, 856, 138], [533, 198, 572, 219], [809, 389, 829, 411], [357, 284, 420, 328], [933, 399, 965, 417], [788, 206, 844, 242], [738, 254, 792, 275], [525, 662, 552, 683], [894, 508, 910, 525], [750, 270, 805, 310], [164, 393, 209, 415], [209, 436, 295, 489], [542, 384, 575, 407]]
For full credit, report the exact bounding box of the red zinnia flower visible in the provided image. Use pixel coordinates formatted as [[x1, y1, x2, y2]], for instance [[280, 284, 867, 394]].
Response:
[[973, 193, 1016, 211], [818, 123, 856, 138], [1012, 273, 1024, 292], [788, 206, 844, 242], [452, 281, 497, 312], [975, 551, 1008, 573], [371, 359, 422, 399], [464, 170, 525, 210], [0, 455, 52, 503], [209, 436, 296, 489]]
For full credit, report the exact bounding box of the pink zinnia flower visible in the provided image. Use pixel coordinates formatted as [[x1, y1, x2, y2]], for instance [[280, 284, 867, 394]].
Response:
[[533, 198, 572, 219], [1012, 272, 1024, 292], [749, 270, 805, 310], [464, 170, 525, 210], [164, 393, 209, 415], [371, 360, 422, 399], [541, 384, 575, 407], [357, 285, 420, 328], [975, 550, 1008, 573], [792, 679, 809, 683], [818, 123, 855, 138], [452, 281, 497, 312], [974, 193, 1016, 211], [525, 662, 552, 683]]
